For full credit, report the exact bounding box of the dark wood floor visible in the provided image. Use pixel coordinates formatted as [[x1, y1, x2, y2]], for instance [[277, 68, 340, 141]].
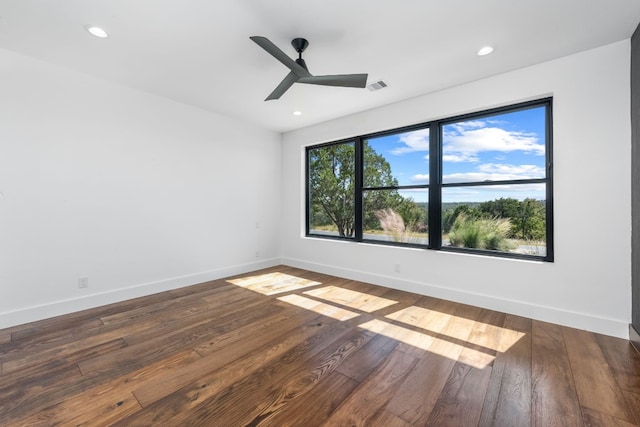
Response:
[[1, 266, 639, 426]]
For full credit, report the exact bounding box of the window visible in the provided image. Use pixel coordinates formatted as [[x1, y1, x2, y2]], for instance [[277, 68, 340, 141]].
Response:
[[363, 128, 429, 244], [306, 98, 553, 261], [308, 141, 356, 239]]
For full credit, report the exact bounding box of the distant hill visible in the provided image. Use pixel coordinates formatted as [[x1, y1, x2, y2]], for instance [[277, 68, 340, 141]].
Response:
[[414, 202, 482, 211]]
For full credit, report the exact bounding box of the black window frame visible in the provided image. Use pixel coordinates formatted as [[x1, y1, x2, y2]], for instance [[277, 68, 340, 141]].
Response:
[[306, 98, 554, 262]]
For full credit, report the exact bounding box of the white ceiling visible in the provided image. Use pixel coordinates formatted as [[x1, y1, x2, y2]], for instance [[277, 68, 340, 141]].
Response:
[[1, 0, 639, 133]]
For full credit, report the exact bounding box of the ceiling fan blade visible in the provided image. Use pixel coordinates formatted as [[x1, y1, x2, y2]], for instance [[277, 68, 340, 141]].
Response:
[[250, 36, 311, 78], [298, 74, 368, 88], [265, 71, 299, 101]]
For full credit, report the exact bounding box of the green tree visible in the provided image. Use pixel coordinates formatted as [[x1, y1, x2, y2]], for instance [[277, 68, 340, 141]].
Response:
[[309, 142, 408, 237], [477, 198, 521, 220], [513, 198, 546, 240], [476, 197, 546, 240], [309, 143, 356, 237], [395, 198, 427, 232]]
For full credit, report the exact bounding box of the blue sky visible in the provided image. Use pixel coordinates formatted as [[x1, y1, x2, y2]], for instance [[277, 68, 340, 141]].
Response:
[[365, 106, 547, 203]]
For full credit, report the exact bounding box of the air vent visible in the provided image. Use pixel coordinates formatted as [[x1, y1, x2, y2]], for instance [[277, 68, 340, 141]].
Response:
[[367, 80, 388, 91]]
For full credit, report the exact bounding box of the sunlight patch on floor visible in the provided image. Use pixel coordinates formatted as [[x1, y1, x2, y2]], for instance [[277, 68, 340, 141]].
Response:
[[386, 306, 525, 353], [303, 286, 398, 313], [277, 294, 360, 321], [359, 318, 496, 369], [230, 271, 524, 369], [227, 272, 321, 295]]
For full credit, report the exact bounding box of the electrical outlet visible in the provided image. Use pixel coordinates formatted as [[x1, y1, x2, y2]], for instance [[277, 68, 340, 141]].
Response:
[[255, 250, 260, 258], [78, 277, 89, 288], [394, 264, 401, 273]]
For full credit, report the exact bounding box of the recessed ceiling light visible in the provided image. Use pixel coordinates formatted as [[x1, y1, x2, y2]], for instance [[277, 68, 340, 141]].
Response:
[[477, 46, 494, 56], [85, 25, 108, 39], [293, 111, 302, 116]]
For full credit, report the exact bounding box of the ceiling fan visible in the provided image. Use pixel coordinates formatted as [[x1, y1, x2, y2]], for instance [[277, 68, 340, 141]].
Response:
[[250, 36, 369, 101]]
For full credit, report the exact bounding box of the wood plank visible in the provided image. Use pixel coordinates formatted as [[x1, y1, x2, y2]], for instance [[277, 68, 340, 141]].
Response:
[[624, 391, 640, 425], [78, 299, 283, 378], [321, 349, 418, 426], [99, 282, 240, 325], [260, 371, 359, 426], [0, 317, 105, 359], [114, 322, 355, 426], [8, 317, 104, 347], [423, 308, 504, 426], [360, 297, 472, 361], [425, 363, 492, 427], [371, 287, 423, 318], [387, 350, 458, 424], [582, 407, 640, 427], [119, 288, 267, 346], [384, 301, 455, 357], [234, 329, 375, 425], [15, 391, 142, 427], [478, 314, 532, 427], [165, 278, 231, 298], [531, 321, 583, 427], [2, 336, 129, 375], [385, 300, 481, 424], [133, 312, 326, 407], [368, 410, 413, 427], [595, 333, 640, 394], [0, 330, 12, 347], [9, 350, 201, 427], [335, 332, 399, 382], [0, 364, 82, 424], [193, 303, 321, 357], [563, 326, 637, 423], [7, 340, 127, 391], [0, 331, 10, 348], [225, 271, 323, 295], [303, 284, 398, 313], [276, 293, 361, 321]]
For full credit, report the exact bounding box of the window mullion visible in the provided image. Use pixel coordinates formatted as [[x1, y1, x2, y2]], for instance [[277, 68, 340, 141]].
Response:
[[354, 137, 363, 241], [429, 122, 441, 249]]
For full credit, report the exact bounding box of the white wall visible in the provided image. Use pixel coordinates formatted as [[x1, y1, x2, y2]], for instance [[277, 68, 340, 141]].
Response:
[[0, 48, 282, 328], [281, 40, 632, 338], [1, 40, 632, 339]]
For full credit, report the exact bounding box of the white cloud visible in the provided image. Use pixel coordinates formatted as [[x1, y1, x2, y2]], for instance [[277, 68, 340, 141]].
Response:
[[448, 121, 486, 133], [390, 128, 430, 155], [410, 173, 430, 184], [385, 118, 543, 162], [443, 122, 544, 161], [477, 163, 544, 176], [443, 163, 544, 183], [443, 153, 478, 163]]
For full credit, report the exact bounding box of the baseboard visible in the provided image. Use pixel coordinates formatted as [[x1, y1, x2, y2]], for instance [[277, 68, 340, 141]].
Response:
[[631, 324, 640, 354], [282, 257, 629, 339], [0, 258, 281, 329]]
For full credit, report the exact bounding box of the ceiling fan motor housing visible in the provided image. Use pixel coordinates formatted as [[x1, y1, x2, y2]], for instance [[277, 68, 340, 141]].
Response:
[[291, 38, 309, 54]]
